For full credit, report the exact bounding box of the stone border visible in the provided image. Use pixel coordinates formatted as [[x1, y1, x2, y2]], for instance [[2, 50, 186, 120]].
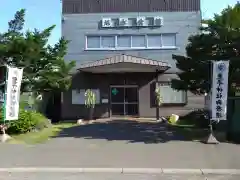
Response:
[[0, 168, 240, 175]]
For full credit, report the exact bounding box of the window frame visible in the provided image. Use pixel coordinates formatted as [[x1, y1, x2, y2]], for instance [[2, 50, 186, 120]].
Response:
[[161, 33, 177, 49], [131, 34, 146, 48], [116, 35, 132, 48], [147, 34, 162, 48], [150, 81, 187, 107], [85, 35, 101, 49], [100, 35, 116, 48], [85, 34, 177, 51]]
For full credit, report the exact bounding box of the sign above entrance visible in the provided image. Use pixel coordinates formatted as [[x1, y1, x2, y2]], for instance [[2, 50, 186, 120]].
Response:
[[111, 88, 118, 95], [101, 16, 163, 28]]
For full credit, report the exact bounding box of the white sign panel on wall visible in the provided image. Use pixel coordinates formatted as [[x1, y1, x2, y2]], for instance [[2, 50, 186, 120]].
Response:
[[211, 61, 229, 120], [102, 99, 108, 103], [72, 89, 85, 104], [91, 89, 100, 104], [72, 89, 100, 104], [5, 67, 23, 121], [101, 16, 163, 28]]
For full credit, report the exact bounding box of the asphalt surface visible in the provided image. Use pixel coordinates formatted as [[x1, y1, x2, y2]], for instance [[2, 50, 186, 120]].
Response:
[[0, 120, 239, 179], [1, 173, 240, 180]]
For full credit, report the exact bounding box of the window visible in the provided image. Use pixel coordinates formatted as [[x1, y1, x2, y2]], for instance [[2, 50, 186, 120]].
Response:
[[101, 36, 115, 48], [117, 35, 131, 48], [157, 82, 187, 104], [131, 35, 146, 48], [147, 34, 161, 47], [162, 34, 176, 47], [86, 34, 176, 50], [150, 82, 187, 106], [86, 36, 100, 48]]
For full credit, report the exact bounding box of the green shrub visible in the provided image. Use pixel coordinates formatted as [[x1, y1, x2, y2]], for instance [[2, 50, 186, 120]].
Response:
[[2, 109, 51, 135], [181, 109, 210, 128], [7, 110, 36, 134], [31, 111, 51, 131], [0, 92, 50, 134]]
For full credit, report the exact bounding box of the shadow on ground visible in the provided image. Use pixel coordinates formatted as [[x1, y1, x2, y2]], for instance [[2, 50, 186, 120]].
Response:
[[53, 119, 224, 144]]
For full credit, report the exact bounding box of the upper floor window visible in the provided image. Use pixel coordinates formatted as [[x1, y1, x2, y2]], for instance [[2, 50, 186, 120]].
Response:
[[162, 34, 176, 47], [132, 35, 146, 48], [147, 34, 162, 47], [86, 33, 177, 50], [86, 36, 100, 48], [101, 36, 115, 48], [117, 35, 131, 48]]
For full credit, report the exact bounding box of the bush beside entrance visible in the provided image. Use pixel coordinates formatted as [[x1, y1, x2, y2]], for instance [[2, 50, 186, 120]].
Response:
[[0, 108, 51, 135]]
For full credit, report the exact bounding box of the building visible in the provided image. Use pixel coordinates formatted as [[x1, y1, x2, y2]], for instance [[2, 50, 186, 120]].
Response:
[[61, 0, 204, 120]]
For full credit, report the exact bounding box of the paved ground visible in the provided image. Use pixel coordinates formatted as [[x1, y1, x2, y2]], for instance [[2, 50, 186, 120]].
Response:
[[1, 173, 240, 180], [0, 120, 239, 169]]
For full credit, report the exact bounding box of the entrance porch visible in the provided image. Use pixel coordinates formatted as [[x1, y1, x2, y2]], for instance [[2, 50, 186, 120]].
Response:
[[75, 54, 170, 118], [61, 54, 203, 120]]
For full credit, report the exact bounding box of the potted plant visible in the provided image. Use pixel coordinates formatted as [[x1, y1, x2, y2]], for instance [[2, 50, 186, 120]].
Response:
[[84, 89, 96, 120]]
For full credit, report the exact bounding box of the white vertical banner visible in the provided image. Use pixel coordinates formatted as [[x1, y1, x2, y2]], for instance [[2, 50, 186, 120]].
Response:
[[5, 67, 23, 121], [211, 61, 229, 120]]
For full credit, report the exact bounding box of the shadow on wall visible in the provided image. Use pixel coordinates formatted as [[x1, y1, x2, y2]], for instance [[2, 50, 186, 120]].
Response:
[[53, 119, 229, 144], [36, 92, 52, 114], [38, 92, 62, 123]]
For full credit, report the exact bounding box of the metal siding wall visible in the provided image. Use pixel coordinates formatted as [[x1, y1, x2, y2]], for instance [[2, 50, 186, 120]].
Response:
[[62, 12, 201, 73], [62, 0, 200, 14]]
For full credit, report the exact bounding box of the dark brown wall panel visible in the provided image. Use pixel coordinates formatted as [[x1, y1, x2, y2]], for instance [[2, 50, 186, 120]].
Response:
[[63, 0, 200, 14]]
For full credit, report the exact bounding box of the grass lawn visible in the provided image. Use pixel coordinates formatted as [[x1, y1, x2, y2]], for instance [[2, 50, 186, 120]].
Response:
[[167, 118, 227, 142], [165, 117, 209, 141], [8, 123, 76, 145], [168, 117, 199, 127], [170, 126, 209, 141]]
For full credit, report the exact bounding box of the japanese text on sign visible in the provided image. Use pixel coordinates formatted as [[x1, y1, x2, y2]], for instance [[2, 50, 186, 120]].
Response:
[[9, 71, 18, 118], [5, 67, 23, 121], [215, 73, 223, 118], [211, 61, 229, 120]]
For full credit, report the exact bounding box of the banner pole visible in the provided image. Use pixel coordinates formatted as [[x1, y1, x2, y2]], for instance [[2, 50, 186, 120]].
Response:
[[3, 66, 8, 126], [209, 61, 213, 134]]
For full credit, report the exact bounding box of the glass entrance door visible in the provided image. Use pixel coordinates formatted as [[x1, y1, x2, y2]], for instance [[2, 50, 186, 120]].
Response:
[[124, 87, 138, 116], [110, 86, 138, 116], [111, 86, 124, 115]]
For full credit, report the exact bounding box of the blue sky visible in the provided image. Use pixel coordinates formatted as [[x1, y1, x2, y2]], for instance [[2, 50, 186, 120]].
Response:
[[0, 0, 237, 45]]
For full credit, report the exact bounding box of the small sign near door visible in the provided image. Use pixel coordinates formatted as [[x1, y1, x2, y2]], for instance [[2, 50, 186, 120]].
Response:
[[102, 99, 108, 103], [234, 85, 240, 96]]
